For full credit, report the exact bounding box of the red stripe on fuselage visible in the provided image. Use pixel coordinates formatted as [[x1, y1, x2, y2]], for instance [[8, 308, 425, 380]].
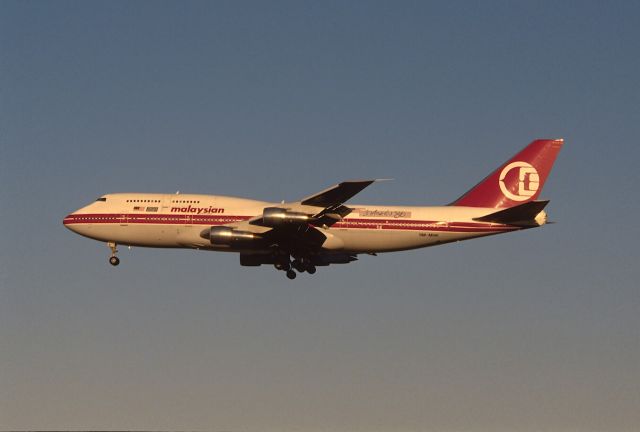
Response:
[[63, 213, 518, 233], [63, 214, 247, 224]]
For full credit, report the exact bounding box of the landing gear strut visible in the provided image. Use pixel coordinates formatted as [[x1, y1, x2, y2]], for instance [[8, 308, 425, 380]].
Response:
[[108, 241, 120, 266]]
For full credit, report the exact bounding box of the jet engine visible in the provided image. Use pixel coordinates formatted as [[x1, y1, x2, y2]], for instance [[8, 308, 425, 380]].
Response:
[[262, 207, 313, 227], [202, 226, 262, 247]]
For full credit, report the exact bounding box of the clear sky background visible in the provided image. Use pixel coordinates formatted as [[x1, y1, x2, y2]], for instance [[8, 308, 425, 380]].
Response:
[[1, 1, 639, 431]]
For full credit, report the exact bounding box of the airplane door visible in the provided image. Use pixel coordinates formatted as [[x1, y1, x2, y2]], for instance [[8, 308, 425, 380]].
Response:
[[161, 196, 170, 214], [119, 213, 129, 226]]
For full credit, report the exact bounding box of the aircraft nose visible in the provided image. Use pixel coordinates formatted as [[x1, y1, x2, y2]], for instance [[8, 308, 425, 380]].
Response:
[[62, 212, 79, 232]]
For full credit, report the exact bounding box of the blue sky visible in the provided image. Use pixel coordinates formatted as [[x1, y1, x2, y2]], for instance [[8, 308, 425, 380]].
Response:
[[1, 1, 639, 431]]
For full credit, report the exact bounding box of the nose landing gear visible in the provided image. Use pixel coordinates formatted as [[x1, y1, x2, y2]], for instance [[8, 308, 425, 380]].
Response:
[[108, 242, 120, 266]]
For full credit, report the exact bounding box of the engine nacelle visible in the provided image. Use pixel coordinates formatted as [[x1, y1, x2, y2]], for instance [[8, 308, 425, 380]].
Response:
[[202, 226, 262, 247], [262, 207, 312, 227]]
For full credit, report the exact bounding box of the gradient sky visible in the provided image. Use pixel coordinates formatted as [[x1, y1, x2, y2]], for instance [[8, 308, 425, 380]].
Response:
[[1, 1, 639, 431]]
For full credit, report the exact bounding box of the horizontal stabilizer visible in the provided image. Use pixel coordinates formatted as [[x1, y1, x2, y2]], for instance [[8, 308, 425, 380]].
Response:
[[474, 200, 550, 226]]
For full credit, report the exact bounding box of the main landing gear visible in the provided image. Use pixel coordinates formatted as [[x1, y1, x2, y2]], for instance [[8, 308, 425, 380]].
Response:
[[292, 257, 316, 275], [274, 254, 317, 280], [108, 241, 120, 266]]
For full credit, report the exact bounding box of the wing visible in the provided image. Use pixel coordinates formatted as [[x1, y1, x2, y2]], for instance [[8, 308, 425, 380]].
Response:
[[301, 179, 377, 207], [216, 180, 382, 258], [244, 179, 383, 227], [300, 179, 383, 223]]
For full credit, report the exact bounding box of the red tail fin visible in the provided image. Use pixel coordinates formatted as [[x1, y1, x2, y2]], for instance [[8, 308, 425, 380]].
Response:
[[450, 139, 564, 208]]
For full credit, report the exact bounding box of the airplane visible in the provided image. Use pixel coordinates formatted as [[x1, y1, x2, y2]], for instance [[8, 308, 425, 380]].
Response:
[[63, 138, 563, 279]]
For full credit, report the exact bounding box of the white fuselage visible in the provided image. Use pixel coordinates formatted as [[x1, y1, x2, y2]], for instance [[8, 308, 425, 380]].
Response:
[[63, 193, 519, 254]]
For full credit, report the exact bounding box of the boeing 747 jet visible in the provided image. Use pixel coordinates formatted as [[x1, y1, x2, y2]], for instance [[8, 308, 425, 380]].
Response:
[[64, 139, 563, 279]]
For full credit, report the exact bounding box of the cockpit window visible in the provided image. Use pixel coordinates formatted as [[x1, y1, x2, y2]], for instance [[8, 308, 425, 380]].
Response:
[[96, 197, 107, 202]]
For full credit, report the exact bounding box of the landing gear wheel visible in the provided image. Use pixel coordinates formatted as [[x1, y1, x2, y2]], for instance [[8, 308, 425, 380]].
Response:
[[286, 269, 297, 280], [307, 265, 316, 274], [107, 241, 119, 266], [292, 260, 305, 273]]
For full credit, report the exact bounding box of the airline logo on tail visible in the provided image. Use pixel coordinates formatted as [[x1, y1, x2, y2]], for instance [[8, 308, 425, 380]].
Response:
[[451, 139, 563, 208], [499, 161, 540, 201]]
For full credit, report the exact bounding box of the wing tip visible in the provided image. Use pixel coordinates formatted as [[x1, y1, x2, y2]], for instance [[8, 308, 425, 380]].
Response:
[[341, 178, 392, 184]]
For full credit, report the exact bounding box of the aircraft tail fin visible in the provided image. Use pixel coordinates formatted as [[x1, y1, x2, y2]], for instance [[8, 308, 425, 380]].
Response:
[[450, 139, 564, 208]]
